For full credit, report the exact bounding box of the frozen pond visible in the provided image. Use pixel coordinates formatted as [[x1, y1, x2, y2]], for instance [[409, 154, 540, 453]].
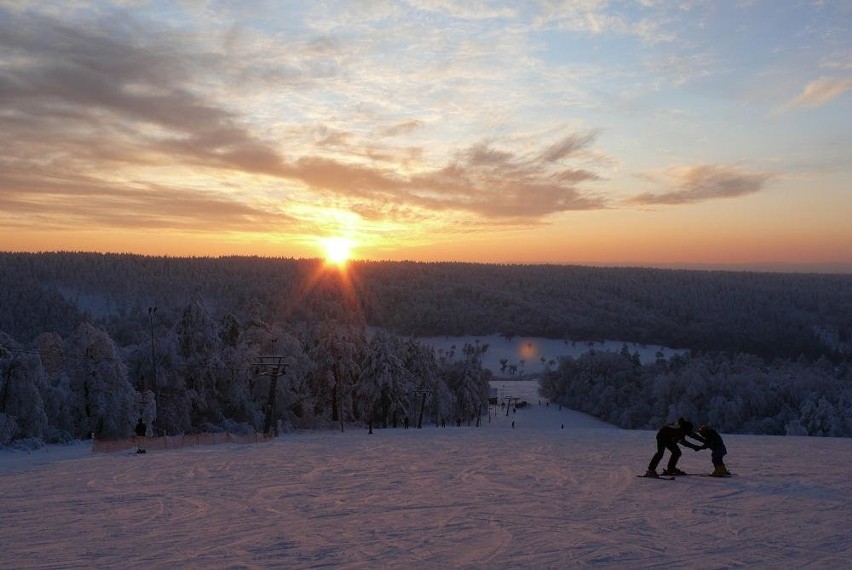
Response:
[[416, 334, 684, 375]]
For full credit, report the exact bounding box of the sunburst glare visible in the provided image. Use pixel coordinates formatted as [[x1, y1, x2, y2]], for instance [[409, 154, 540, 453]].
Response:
[[321, 237, 355, 267]]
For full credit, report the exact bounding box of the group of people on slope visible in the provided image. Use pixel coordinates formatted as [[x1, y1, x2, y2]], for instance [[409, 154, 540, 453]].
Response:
[[646, 417, 730, 477]]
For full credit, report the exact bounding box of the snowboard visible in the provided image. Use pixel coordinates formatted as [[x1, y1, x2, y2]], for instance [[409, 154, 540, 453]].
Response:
[[637, 474, 675, 480]]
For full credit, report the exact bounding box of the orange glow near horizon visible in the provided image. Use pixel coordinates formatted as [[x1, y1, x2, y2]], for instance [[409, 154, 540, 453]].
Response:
[[3, 191, 851, 273], [4, 227, 851, 273], [1, 4, 851, 275]]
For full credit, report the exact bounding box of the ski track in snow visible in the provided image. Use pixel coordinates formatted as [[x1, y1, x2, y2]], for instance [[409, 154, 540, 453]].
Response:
[[1, 381, 851, 569]]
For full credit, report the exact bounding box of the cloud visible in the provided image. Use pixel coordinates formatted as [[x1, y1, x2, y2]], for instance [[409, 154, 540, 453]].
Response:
[[0, 166, 298, 233], [644, 52, 715, 86], [404, 136, 604, 218], [281, 134, 604, 219], [0, 7, 301, 233], [380, 120, 424, 137], [0, 9, 262, 166], [530, 0, 682, 44], [788, 76, 852, 109], [628, 165, 772, 205], [0, 7, 608, 236], [538, 132, 599, 163], [410, 0, 518, 20]]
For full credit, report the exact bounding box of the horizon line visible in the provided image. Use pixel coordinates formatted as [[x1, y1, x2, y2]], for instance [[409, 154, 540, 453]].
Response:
[[3, 250, 851, 275]]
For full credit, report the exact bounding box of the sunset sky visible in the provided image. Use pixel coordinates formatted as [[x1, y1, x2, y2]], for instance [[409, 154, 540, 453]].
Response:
[[1, 1, 850, 271]]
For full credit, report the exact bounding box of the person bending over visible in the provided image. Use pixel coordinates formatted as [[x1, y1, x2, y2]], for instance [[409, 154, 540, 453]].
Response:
[[646, 417, 702, 477], [693, 425, 731, 477]]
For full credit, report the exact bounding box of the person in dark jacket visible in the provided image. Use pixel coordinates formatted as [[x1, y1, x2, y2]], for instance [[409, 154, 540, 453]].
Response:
[[134, 417, 147, 454], [694, 425, 730, 476], [645, 417, 703, 476]]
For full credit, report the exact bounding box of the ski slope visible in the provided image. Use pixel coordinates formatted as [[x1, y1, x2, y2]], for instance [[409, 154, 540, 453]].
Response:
[[2, 381, 850, 568]]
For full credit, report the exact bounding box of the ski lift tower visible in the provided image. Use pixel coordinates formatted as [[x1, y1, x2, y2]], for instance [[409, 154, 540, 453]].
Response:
[[413, 388, 432, 429], [254, 356, 294, 436], [504, 394, 521, 416]]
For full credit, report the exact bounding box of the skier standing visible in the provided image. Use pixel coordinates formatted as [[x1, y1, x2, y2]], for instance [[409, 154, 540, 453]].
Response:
[[645, 417, 702, 477]]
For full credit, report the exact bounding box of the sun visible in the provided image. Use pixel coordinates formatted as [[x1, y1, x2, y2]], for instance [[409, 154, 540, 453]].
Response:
[[321, 237, 354, 267]]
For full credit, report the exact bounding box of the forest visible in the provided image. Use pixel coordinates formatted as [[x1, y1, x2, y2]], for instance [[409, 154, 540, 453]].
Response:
[[539, 347, 851, 437], [1, 252, 851, 445]]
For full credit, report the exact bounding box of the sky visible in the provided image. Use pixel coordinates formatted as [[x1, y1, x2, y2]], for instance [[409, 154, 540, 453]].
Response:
[[1, 1, 850, 271]]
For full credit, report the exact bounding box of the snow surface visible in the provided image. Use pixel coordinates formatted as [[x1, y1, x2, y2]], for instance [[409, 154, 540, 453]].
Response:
[[2, 381, 851, 568]]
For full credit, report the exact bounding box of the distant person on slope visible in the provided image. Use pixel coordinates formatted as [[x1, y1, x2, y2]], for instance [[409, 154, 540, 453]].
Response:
[[134, 417, 147, 454], [693, 425, 731, 477], [645, 417, 702, 477]]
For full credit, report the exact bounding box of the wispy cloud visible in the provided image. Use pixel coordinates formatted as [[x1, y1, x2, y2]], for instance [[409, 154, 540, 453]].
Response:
[[629, 165, 772, 206], [379, 120, 425, 138], [787, 76, 852, 109], [281, 133, 604, 219], [530, 0, 681, 44], [644, 52, 716, 86], [409, 0, 518, 20], [409, 136, 604, 217], [0, 166, 297, 232]]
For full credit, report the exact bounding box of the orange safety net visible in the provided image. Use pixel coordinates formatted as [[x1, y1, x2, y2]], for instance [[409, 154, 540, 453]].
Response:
[[91, 432, 275, 454]]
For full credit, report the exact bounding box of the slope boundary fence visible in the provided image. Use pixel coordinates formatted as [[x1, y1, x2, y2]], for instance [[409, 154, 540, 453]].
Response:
[[91, 432, 275, 453]]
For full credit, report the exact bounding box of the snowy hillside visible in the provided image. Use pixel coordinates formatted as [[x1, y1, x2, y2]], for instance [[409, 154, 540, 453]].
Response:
[[2, 382, 850, 568]]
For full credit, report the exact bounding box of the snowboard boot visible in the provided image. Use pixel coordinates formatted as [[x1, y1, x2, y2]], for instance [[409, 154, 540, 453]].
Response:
[[711, 464, 729, 477], [644, 469, 658, 477], [662, 467, 687, 476]]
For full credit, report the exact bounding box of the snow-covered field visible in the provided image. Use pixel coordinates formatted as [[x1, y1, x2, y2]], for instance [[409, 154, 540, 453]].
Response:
[[2, 381, 851, 568]]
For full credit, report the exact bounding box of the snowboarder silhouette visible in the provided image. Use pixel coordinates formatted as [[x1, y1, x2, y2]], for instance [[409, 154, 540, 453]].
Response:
[[694, 425, 731, 476], [645, 417, 702, 476]]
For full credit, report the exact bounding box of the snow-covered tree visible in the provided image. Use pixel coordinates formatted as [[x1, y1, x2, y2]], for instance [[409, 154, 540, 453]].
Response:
[[34, 332, 76, 442], [306, 322, 365, 429], [800, 397, 841, 436], [441, 342, 492, 426], [358, 330, 412, 430], [405, 340, 440, 428], [63, 322, 137, 438], [0, 354, 48, 441], [172, 298, 228, 430]]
